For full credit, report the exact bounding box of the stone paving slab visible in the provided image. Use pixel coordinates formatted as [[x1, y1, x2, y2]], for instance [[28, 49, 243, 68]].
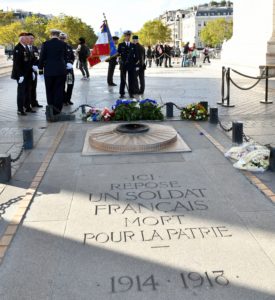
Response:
[[0, 61, 275, 299], [0, 121, 274, 299]]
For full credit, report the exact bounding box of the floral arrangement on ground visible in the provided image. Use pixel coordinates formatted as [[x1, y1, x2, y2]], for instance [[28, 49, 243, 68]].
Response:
[[82, 99, 164, 122], [180, 103, 208, 121], [225, 142, 270, 172]]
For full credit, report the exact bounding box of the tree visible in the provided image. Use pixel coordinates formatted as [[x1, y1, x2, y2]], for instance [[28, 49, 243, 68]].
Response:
[[0, 11, 14, 25], [46, 15, 97, 48], [24, 16, 48, 46], [0, 21, 24, 47], [137, 20, 171, 46], [200, 18, 233, 47]]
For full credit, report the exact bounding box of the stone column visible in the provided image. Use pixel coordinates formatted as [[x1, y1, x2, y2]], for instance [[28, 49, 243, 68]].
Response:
[[266, 0, 275, 64], [221, 0, 274, 74]]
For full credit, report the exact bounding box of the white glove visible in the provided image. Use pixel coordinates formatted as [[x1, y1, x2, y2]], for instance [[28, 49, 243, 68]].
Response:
[[18, 76, 24, 83], [135, 67, 139, 71], [32, 65, 39, 72], [38, 74, 44, 81], [66, 63, 73, 70], [32, 72, 35, 81]]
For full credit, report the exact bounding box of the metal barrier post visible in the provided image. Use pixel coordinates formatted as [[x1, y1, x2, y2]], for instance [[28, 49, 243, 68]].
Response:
[[269, 147, 275, 172], [232, 121, 243, 144], [217, 66, 225, 105], [166, 102, 174, 118], [260, 66, 273, 104], [222, 68, 235, 107], [209, 107, 218, 124], [23, 128, 33, 150], [0, 154, 11, 183]]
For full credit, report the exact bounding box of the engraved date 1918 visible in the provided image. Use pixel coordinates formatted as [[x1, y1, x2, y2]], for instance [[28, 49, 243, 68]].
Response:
[[110, 270, 229, 293]]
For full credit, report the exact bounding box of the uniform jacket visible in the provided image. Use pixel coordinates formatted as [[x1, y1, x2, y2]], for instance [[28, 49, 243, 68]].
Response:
[[118, 42, 138, 70], [11, 43, 32, 80], [65, 43, 75, 64], [136, 43, 146, 68], [38, 38, 68, 77], [29, 45, 39, 66]]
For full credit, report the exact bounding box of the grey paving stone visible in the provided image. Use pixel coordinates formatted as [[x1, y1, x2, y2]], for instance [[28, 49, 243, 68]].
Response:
[[0, 62, 275, 300]]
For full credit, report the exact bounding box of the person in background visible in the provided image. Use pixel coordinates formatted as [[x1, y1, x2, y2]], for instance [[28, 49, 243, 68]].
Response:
[[27, 33, 43, 109], [146, 45, 153, 68], [59, 32, 75, 106], [107, 36, 119, 86], [203, 45, 211, 63], [164, 43, 173, 68], [155, 44, 164, 67], [191, 43, 198, 66], [117, 30, 138, 98], [181, 42, 190, 67], [38, 29, 68, 115], [11, 32, 33, 115], [132, 35, 146, 95], [77, 37, 90, 80]]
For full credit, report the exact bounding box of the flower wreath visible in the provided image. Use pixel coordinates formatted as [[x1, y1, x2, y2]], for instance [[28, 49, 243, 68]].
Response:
[[181, 103, 208, 121]]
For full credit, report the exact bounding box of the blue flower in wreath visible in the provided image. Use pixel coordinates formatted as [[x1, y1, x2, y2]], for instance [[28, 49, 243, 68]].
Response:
[[140, 99, 158, 105]]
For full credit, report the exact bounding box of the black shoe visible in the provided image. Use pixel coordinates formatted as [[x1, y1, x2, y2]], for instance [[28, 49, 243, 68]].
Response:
[[63, 102, 68, 106], [25, 108, 36, 113], [17, 111, 27, 116], [169, 65, 173, 67], [129, 94, 134, 98], [108, 83, 117, 86], [33, 103, 43, 108], [120, 94, 125, 98]]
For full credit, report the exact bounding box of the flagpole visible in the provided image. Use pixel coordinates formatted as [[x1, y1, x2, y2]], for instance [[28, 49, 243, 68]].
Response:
[[102, 14, 131, 97]]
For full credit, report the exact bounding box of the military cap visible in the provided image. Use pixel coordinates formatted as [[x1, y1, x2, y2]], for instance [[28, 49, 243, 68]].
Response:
[[112, 36, 119, 40], [79, 37, 86, 43], [19, 32, 28, 37], [50, 29, 61, 36], [132, 35, 139, 40], [123, 30, 132, 36]]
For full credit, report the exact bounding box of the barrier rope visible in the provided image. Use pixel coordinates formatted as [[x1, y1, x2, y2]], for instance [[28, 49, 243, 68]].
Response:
[[218, 119, 232, 132], [10, 145, 24, 163], [0, 195, 23, 218], [231, 68, 275, 80], [159, 102, 183, 110], [229, 76, 263, 91], [229, 69, 266, 91], [51, 104, 94, 116]]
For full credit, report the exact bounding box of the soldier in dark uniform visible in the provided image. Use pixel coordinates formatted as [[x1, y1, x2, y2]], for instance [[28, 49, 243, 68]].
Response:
[[27, 33, 43, 108], [117, 30, 138, 98], [11, 32, 34, 115], [38, 29, 68, 115], [107, 36, 119, 86], [59, 32, 75, 106], [132, 35, 146, 95]]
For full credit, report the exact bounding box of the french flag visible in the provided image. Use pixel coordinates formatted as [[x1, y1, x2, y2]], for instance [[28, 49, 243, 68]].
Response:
[[88, 22, 117, 67]]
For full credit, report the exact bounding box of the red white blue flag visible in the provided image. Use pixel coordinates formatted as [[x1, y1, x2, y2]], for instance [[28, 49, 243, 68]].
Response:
[[88, 21, 117, 67]]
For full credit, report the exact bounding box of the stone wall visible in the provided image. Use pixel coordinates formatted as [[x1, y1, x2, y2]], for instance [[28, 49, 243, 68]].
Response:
[[221, 0, 274, 74]]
